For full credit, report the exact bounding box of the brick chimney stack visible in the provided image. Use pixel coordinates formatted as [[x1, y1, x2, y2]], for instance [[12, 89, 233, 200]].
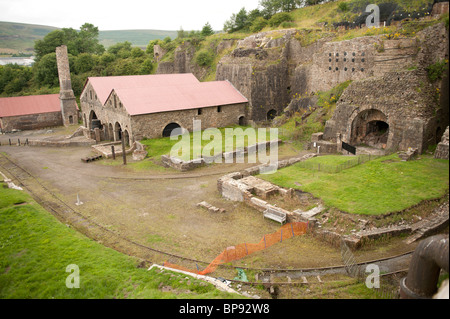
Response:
[[56, 45, 79, 126]]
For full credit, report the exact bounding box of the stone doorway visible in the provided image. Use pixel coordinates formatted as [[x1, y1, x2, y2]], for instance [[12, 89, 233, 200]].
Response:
[[163, 123, 182, 137], [267, 109, 277, 121], [89, 110, 101, 130], [351, 109, 389, 149]]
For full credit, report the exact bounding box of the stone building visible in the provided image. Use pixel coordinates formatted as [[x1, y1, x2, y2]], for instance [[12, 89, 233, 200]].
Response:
[[0, 45, 79, 133], [317, 69, 444, 154], [0, 94, 62, 132], [80, 73, 248, 145]]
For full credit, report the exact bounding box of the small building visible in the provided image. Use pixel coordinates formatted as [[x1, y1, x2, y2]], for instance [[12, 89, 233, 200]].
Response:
[[0, 94, 63, 133], [80, 73, 249, 145]]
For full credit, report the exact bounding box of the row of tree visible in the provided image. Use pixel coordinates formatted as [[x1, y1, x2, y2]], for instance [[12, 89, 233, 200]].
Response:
[[224, 0, 333, 33]]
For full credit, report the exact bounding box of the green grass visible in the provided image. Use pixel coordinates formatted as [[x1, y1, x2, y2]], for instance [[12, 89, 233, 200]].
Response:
[[0, 185, 241, 299], [259, 153, 449, 215], [140, 125, 273, 162]]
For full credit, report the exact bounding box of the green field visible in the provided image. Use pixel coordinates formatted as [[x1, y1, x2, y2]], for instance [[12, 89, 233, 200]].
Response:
[[259, 154, 449, 215], [0, 185, 240, 299], [140, 125, 275, 162]]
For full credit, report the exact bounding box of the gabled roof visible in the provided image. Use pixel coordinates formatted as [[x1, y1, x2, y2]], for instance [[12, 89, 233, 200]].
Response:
[[85, 73, 200, 105], [110, 80, 248, 116], [0, 94, 60, 118]]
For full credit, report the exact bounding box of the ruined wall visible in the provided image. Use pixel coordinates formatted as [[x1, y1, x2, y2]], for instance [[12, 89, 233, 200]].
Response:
[[131, 102, 247, 140], [323, 69, 439, 153], [0, 112, 63, 132]]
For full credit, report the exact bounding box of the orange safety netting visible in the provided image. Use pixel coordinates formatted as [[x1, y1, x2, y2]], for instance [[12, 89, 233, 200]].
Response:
[[163, 221, 308, 276]]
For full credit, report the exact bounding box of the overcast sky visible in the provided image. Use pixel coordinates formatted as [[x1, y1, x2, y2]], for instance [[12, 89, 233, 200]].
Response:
[[0, 0, 262, 31]]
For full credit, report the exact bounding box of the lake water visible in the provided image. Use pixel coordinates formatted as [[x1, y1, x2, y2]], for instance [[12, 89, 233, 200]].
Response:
[[0, 56, 35, 66]]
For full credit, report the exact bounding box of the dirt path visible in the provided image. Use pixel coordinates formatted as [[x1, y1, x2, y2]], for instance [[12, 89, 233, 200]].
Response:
[[0, 136, 418, 277]]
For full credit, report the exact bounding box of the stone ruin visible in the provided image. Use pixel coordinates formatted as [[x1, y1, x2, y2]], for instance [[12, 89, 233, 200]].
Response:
[[435, 126, 449, 160]]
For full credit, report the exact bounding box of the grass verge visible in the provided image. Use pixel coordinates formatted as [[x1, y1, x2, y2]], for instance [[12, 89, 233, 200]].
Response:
[[0, 185, 241, 299], [259, 153, 449, 215]]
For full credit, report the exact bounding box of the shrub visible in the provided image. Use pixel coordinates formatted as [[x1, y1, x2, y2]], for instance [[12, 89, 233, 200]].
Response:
[[195, 50, 214, 67], [281, 21, 296, 28], [338, 2, 350, 12], [251, 17, 268, 32], [268, 12, 293, 27], [427, 59, 449, 82]]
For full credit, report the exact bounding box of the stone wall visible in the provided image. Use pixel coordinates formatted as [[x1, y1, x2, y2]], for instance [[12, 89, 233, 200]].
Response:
[[131, 102, 247, 140], [0, 112, 63, 132], [435, 126, 449, 160], [214, 22, 447, 125], [323, 69, 440, 153]]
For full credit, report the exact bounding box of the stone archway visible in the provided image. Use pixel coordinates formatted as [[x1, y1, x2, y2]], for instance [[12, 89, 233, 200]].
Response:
[[108, 123, 114, 141], [162, 123, 182, 137], [89, 110, 100, 130], [123, 129, 130, 146], [114, 122, 122, 142], [350, 109, 389, 148], [267, 109, 277, 121], [239, 116, 246, 126]]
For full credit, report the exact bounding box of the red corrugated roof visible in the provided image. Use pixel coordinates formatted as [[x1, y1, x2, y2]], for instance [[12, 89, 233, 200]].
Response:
[[86, 73, 201, 105], [0, 94, 60, 118], [111, 81, 248, 116]]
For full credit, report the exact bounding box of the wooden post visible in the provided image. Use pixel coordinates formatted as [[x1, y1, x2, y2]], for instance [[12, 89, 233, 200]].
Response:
[[111, 145, 116, 160], [121, 136, 127, 165]]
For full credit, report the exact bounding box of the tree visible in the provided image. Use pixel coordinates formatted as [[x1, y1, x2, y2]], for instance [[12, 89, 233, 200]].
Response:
[[33, 53, 59, 87], [74, 53, 96, 74], [34, 30, 66, 61], [201, 22, 215, 37], [223, 7, 249, 33], [75, 23, 105, 55], [34, 23, 104, 61]]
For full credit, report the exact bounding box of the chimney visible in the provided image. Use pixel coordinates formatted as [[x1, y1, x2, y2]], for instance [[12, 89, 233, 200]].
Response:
[[56, 45, 79, 126]]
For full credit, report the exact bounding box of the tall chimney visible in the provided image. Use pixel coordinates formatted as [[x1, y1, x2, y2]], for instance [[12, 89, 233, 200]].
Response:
[[56, 45, 79, 126]]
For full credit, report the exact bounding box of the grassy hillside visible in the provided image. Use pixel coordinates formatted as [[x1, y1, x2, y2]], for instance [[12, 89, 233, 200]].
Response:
[[0, 21, 58, 53], [0, 21, 177, 53], [99, 30, 178, 48]]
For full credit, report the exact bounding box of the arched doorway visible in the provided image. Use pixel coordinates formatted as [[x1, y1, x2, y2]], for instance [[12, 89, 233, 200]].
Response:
[[89, 110, 101, 130], [114, 122, 122, 141], [108, 123, 114, 141], [123, 129, 130, 146], [162, 123, 182, 137], [267, 109, 277, 121], [351, 109, 389, 148], [239, 116, 246, 126]]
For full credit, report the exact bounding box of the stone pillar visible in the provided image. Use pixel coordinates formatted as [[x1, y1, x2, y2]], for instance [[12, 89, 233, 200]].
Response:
[[336, 133, 342, 152], [56, 45, 79, 126]]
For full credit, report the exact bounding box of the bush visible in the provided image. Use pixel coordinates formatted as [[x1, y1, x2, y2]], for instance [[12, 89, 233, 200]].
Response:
[[195, 50, 214, 67], [268, 12, 293, 27], [250, 17, 268, 32], [281, 21, 296, 28], [338, 2, 350, 12], [427, 59, 449, 82]]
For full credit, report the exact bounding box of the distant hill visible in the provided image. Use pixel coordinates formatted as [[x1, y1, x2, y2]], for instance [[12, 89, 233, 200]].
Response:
[[0, 21, 177, 53], [99, 30, 178, 48], [0, 21, 58, 53]]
